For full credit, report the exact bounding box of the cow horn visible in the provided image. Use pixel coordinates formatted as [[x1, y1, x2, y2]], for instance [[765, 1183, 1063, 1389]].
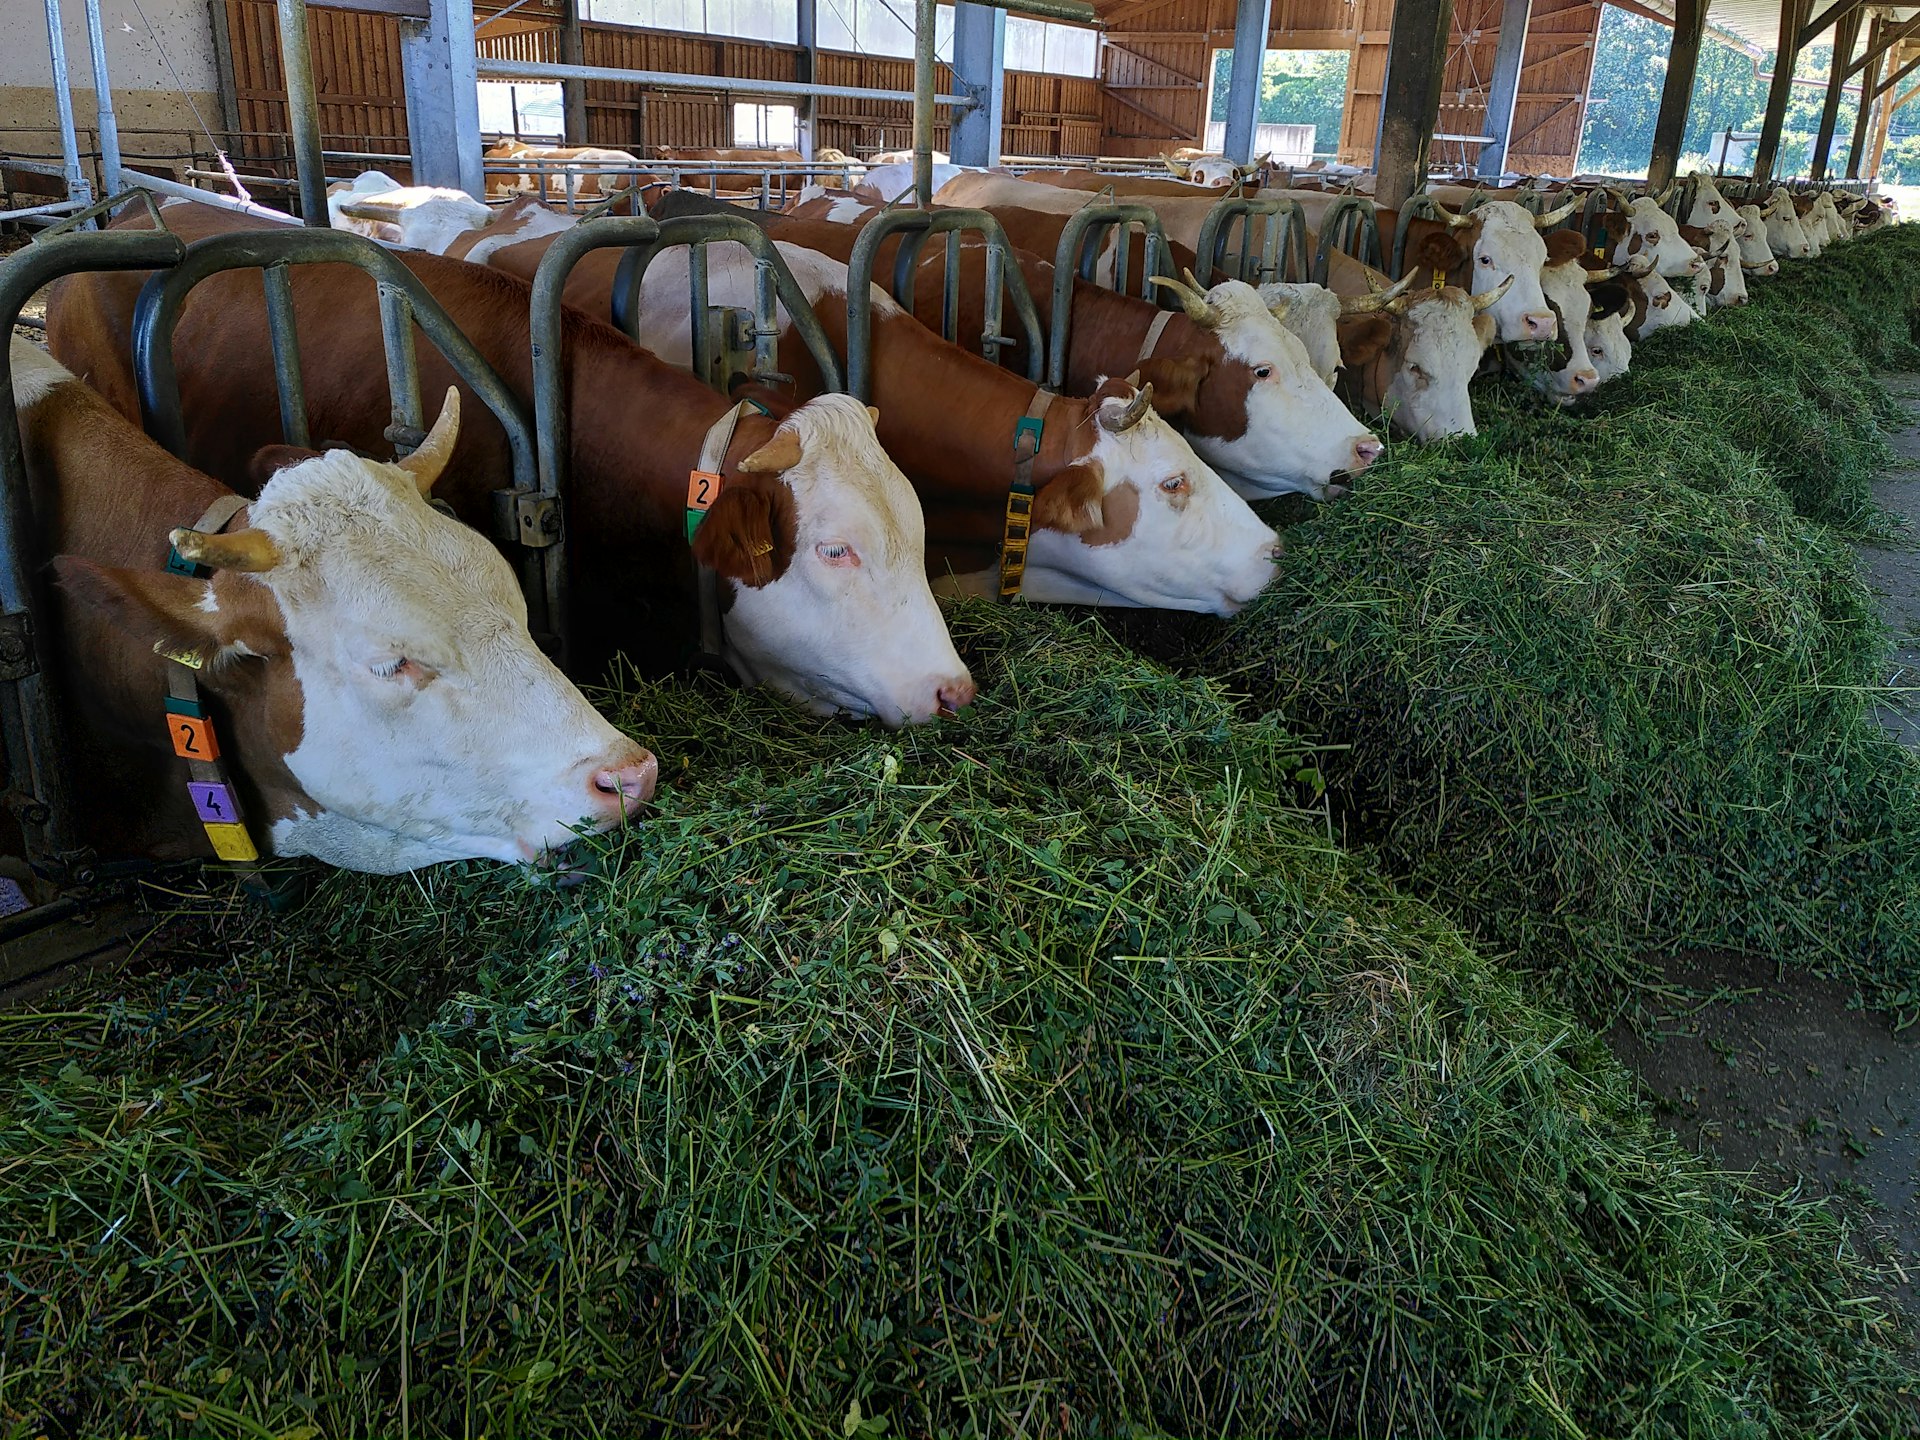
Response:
[[1469, 274, 1516, 313], [169, 525, 282, 574], [1098, 383, 1155, 433], [1624, 253, 1656, 277], [1428, 198, 1475, 229], [1534, 197, 1580, 228], [1586, 264, 1621, 281], [1653, 180, 1678, 206], [1264, 295, 1290, 323], [1606, 186, 1635, 210], [1146, 271, 1220, 328], [396, 386, 462, 498], [1339, 270, 1419, 313], [739, 427, 805, 473]]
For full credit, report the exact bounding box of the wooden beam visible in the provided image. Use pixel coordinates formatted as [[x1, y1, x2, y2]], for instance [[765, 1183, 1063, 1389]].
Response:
[[1646, 0, 1704, 191], [559, 0, 586, 144], [1809, 3, 1863, 177], [1870, 54, 1896, 174], [1798, 0, 1869, 51], [1375, 0, 1454, 209], [1753, 0, 1809, 183], [1848, 16, 1882, 176], [1847, 13, 1920, 78], [1101, 39, 1203, 86], [1505, 94, 1576, 151], [1103, 86, 1196, 137], [1874, 47, 1920, 100]]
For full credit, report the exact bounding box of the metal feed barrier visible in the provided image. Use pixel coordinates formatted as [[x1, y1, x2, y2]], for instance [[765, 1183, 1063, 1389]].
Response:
[[1193, 194, 1312, 288], [1312, 195, 1384, 285], [0, 193, 183, 875], [130, 228, 549, 650], [1047, 203, 1175, 390], [843, 208, 1046, 402]]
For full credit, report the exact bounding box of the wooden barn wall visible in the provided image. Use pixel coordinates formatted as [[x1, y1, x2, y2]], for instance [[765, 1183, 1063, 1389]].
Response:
[[222, 0, 410, 166], [476, 22, 1101, 156], [1099, 0, 1601, 175]]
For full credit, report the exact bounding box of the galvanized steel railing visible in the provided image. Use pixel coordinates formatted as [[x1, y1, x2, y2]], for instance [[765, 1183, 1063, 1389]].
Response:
[[1047, 203, 1173, 390], [1193, 194, 1311, 288], [1313, 195, 1384, 284]]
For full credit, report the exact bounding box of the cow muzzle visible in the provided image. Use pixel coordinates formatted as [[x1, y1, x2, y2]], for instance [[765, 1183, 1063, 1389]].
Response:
[[1522, 311, 1557, 339], [587, 749, 660, 821]]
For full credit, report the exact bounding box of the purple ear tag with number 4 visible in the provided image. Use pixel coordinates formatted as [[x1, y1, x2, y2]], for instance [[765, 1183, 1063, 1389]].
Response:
[[189, 781, 239, 824]]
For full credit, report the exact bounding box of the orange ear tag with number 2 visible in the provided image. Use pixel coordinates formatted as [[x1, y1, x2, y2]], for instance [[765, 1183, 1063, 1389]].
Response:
[[686, 470, 722, 543]]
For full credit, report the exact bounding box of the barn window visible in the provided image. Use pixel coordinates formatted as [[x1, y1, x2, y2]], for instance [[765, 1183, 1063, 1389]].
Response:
[[817, 0, 954, 60], [1004, 17, 1097, 78], [733, 101, 799, 147], [478, 81, 566, 139], [587, 0, 797, 45], [1204, 48, 1348, 166]]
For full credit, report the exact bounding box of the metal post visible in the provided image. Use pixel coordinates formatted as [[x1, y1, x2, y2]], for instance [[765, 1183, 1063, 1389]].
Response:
[[1810, 5, 1864, 178], [914, 0, 938, 206], [1375, 0, 1455, 210], [404, 0, 486, 198], [1849, 17, 1883, 177], [1223, 0, 1273, 166], [951, 0, 1006, 168], [43, 0, 93, 209], [80, 0, 124, 196], [1754, 0, 1810, 184], [559, 0, 588, 145], [274, 0, 329, 224], [1646, 0, 1704, 191], [1476, 0, 1531, 178], [796, 0, 818, 160]]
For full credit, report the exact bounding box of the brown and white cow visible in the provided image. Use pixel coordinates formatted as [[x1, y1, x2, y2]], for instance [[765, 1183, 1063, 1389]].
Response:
[[485, 140, 656, 204], [1605, 191, 1708, 280], [326, 174, 495, 254], [1760, 188, 1815, 260], [1679, 218, 1748, 311], [48, 201, 972, 728], [12, 338, 657, 871], [1732, 204, 1781, 277]]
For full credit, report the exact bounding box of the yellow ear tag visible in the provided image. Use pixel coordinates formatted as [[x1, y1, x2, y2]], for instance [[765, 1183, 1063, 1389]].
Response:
[[153, 639, 204, 670], [203, 821, 259, 863], [1431, 267, 1445, 291]]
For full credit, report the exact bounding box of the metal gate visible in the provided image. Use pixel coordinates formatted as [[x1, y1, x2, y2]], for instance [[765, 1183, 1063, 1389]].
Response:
[[0, 194, 183, 875], [1047, 203, 1175, 390], [1312, 196, 1385, 285], [1193, 195, 1311, 289]]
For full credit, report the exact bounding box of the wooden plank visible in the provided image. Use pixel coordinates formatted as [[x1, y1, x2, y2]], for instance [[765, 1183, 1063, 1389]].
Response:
[[1103, 87, 1198, 137]]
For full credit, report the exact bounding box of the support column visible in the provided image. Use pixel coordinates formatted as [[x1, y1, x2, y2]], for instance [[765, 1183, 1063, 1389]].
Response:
[[80, 0, 124, 195], [796, 0, 818, 159], [1375, 0, 1455, 210], [1646, 0, 1705, 192], [1752, 0, 1810, 185], [560, 0, 588, 146], [1870, 47, 1898, 176], [1476, 0, 1532, 178], [950, 0, 1006, 168], [1222, 0, 1273, 165], [43, 0, 92, 208], [274, 0, 328, 223], [401, 0, 485, 199], [1848, 18, 1883, 177], [1810, 5, 1862, 177], [913, 0, 936, 204]]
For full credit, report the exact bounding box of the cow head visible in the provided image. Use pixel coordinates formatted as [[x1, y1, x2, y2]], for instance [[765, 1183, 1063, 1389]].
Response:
[[52, 385, 658, 872], [1141, 274, 1381, 501], [1621, 258, 1693, 338], [1607, 193, 1707, 279], [1534, 231, 1602, 402], [1583, 280, 1633, 388], [1338, 277, 1506, 440], [1763, 189, 1814, 258], [1021, 379, 1281, 614], [1686, 173, 1729, 228], [693, 395, 973, 726], [1426, 198, 1562, 343], [1255, 280, 1344, 385], [1732, 204, 1780, 276]]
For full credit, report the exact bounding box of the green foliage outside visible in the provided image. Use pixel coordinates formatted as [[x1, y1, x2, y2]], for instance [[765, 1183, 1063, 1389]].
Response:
[[1209, 47, 1349, 155]]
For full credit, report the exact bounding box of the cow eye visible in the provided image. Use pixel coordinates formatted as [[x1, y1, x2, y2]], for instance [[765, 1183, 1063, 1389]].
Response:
[[1253, 364, 1273, 380], [816, 540, 859, 567], [1159, 473, 1190, 495], [1590, 345, 1605, 357], [1406, 363, 1428, 381], [1479, 254, 1493, 265]]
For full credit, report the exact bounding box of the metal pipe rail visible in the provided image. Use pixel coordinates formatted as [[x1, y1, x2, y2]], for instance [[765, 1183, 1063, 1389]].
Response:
[[486, 156, 864, 213], [1046, 204, 1172, 390], [0, 193, 183, 874], [1311, 196, 1384, 285], [843, 208, 1046, 401], [129, 229, 551, 649], [477, 58, 969, 109], [1193, 195, 1311, 288]]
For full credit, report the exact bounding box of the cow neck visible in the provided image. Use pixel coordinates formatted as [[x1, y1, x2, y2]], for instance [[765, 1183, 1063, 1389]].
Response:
[[159, 493, 263, 870], [1062, 282, 1210, 392], [1335, 322, 1394, 420]]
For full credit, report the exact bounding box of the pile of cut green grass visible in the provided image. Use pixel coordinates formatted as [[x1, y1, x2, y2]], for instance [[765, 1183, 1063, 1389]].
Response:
[[1215, 224, 1920, 1017], [2, 606, 1914, 1437]]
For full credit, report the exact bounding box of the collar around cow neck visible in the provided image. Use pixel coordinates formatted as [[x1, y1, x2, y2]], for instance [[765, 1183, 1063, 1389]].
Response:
[[684, 398, 769, 664], [160, 493, 262, 869], [1000, 388, 1056, 601]]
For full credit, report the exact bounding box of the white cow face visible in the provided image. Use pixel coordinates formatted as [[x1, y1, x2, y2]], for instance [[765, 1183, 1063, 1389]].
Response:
[[1630, 265, 1693, 336], [1147, 279, 1381, 502], [1257, 281, 1343, 385], [1457, 201, 1557, 343], [1733, 205, 1780, 276], [59, 389, 661, 874], [1584, 309, 1632, 387], [1765, 188, 1815, 258], [1535, 260, 1601, 403], [1022, 383, 1281, 615], [1368, 289, 1495, 440], [1701, 218, 1748, 309], [1686, 174, 1730, 228], [695, 396, 973, 728], [1613, 197, 1706, 279]]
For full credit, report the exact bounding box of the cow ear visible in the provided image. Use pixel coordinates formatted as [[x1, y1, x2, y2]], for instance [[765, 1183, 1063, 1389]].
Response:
[[1587, 282, 1631, 321], [1033, 461, 1107, 536], [53, 555, 260, 668], [690, 477, 796, 588], [1544, 228, 1587, 265], [1600, 212, 1625, 243], [1679, 223, 1708, 245], [1473, 312, 1498, 348], [1409, 231, 1466, 273], [248, 444, 324, 487], [1133, 355, 1209, 421], [1337, 314, 1392, 367]]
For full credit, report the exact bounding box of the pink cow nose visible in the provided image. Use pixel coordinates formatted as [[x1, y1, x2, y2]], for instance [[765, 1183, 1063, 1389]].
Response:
[[936, 675, 976, 717], [1351, 436, 1384, 469], [1567, 367, 1598, 394], [1522, 311, 1557, 339], [590, 750, 659, 818]]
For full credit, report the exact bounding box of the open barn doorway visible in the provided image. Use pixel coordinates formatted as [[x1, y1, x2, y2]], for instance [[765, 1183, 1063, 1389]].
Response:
[[1203, 48, 1348, 166]]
